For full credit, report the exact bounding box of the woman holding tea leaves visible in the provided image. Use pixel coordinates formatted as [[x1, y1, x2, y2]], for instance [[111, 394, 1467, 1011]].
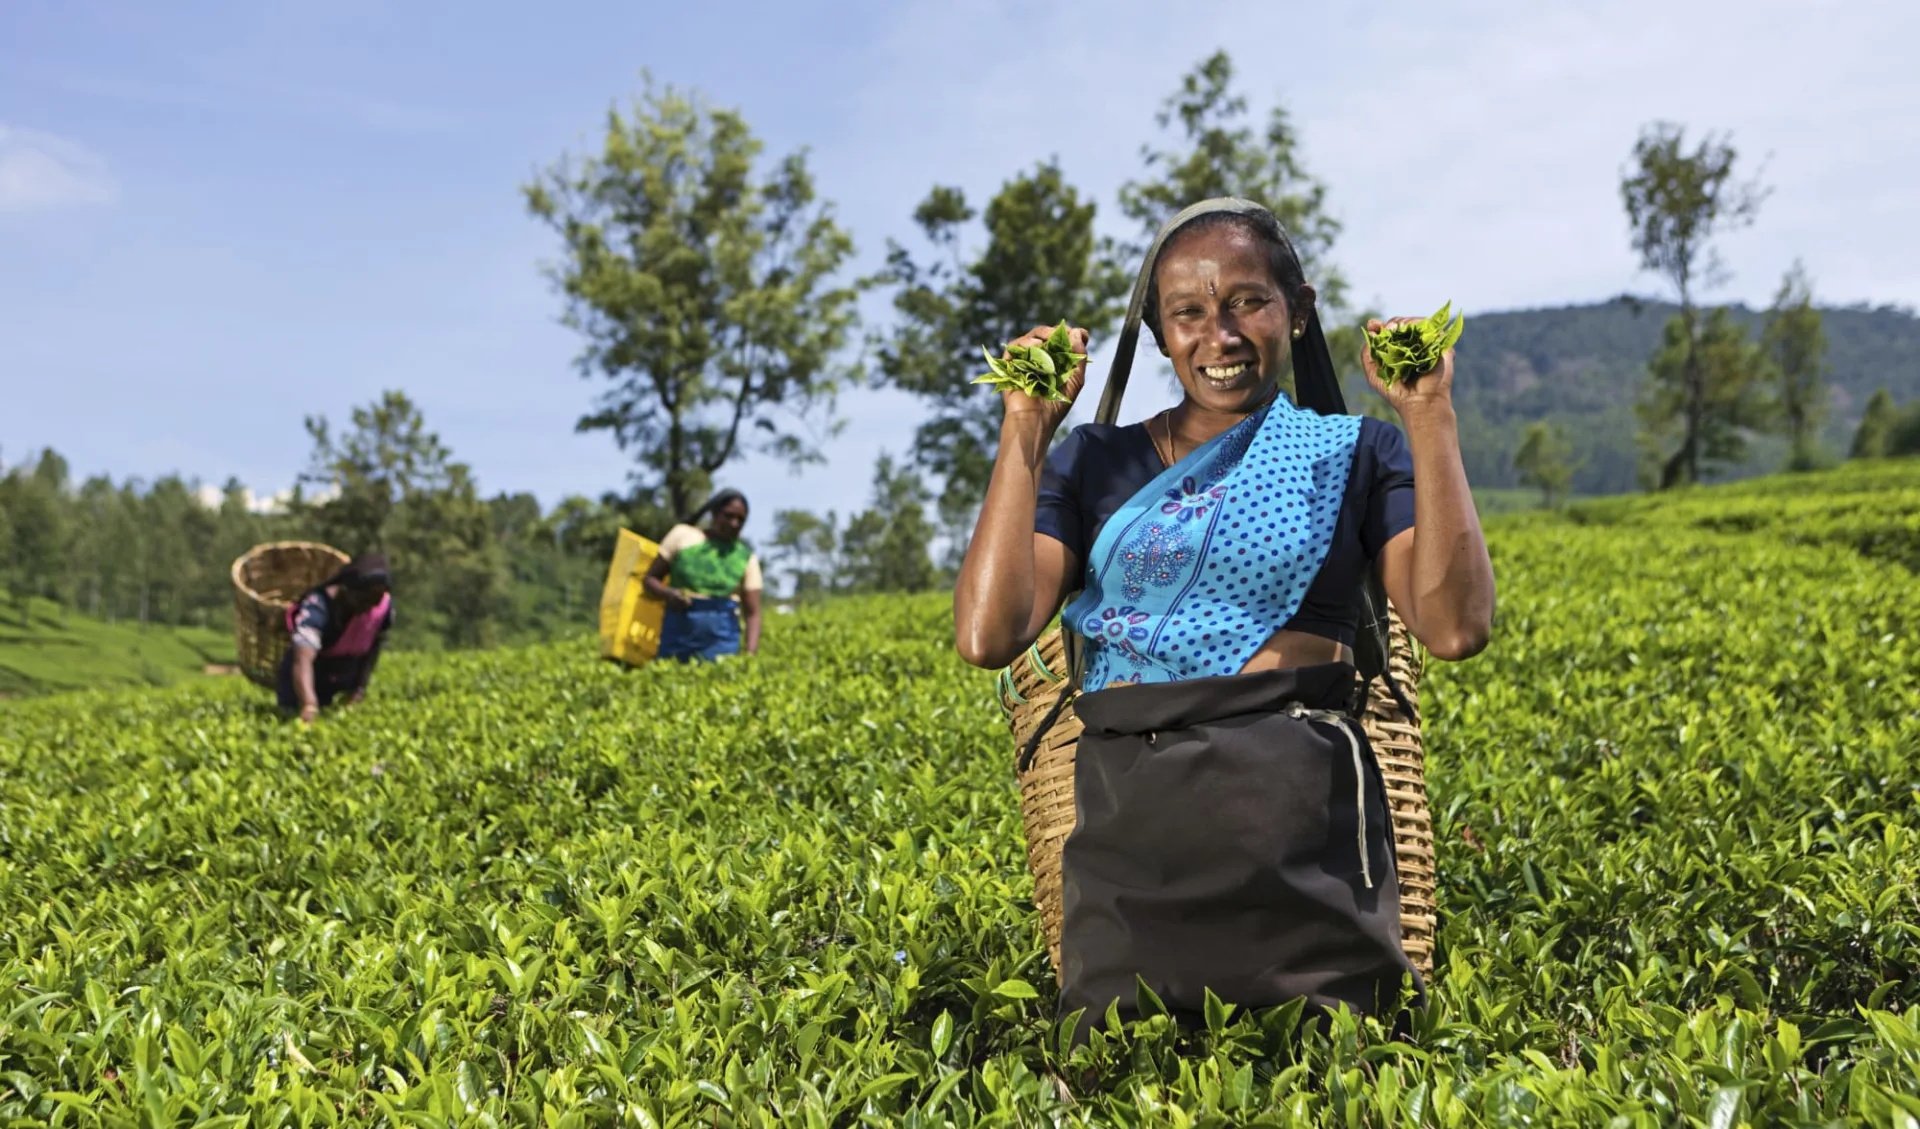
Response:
[[644, 489, 764, 662], [954, 199, 1494, 1040]]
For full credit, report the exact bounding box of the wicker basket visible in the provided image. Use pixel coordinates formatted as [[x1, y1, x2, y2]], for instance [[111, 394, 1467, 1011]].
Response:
[[231, 541, 350, 689], [999, 608, 1436, 984]]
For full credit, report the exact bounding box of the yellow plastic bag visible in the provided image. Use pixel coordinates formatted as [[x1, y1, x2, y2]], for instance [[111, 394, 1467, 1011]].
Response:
[[598, 529, 666, 666]]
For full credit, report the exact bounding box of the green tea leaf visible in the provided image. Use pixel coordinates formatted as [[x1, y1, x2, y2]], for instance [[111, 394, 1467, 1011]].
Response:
[[1203, 988, 1229, 1038], [930, 1009, 954, 1057], [1135, 976, 1167, 1019]]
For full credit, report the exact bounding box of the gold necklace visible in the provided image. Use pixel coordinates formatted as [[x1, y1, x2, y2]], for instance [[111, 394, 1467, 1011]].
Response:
[[1153, 409, 1179, 467], [1156, 388, 1284, 466]]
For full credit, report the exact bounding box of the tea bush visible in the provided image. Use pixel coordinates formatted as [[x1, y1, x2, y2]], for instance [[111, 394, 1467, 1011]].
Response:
[[2, 466, 1918, 1126], [1567, 457, 1920, 572]]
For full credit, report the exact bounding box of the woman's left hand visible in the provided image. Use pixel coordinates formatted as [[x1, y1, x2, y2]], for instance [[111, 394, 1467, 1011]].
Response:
[[1359, 317, 1456, 416]]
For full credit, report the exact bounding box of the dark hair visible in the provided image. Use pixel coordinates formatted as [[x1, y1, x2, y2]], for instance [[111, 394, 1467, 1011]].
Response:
[[1138, 205, 1344, 416], [304, 553, 389, 604], [685, 489, 749, 526], [336, 554, 390, 588]]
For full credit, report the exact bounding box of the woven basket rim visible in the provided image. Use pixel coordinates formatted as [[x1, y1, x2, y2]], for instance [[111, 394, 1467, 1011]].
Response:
[[230, 541, 349, 606]]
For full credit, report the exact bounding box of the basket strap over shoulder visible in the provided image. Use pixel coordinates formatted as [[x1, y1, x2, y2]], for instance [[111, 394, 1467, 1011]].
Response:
[[1016, 623, 1083, 775]]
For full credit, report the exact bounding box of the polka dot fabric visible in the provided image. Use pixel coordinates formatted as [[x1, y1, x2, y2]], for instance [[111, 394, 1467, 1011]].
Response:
[[1065, 396, 1361, 687]]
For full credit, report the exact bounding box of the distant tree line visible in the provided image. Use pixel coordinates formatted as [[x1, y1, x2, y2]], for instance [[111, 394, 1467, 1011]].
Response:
[[0, 388, 953, 642], [0, 449, 280, 632]]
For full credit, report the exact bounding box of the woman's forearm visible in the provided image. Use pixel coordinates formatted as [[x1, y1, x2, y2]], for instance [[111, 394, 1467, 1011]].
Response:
[[743, 609, 762, 654], [1400, 402, 1495, 659], [642, 574, 678, 602], [292, 648, 319, 710], [954, 411, 1054, 669]]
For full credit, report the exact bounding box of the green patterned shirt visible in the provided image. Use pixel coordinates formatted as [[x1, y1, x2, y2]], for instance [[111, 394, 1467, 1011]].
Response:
[[658, 524, 763, 599]]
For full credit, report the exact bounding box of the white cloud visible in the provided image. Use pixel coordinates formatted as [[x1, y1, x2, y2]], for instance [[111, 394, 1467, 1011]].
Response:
[[192, 481, 332, 514], [0, 125, 117, 212]]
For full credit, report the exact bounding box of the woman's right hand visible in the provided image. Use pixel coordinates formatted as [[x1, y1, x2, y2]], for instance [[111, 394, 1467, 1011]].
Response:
[[996, 324, 1091, 433]]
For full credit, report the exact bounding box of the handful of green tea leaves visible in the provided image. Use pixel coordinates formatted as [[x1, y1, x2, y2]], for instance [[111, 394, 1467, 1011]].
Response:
[[1364, 302, 1465, 387], [973, 320, 1086, 403]]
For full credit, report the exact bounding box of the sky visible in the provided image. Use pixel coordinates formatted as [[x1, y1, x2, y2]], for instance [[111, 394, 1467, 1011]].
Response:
[[4, 0, 1917, 518]]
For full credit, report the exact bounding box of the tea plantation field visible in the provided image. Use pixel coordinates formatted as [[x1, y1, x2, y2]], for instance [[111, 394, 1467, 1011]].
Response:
[[2, 463, 1919, 1126]]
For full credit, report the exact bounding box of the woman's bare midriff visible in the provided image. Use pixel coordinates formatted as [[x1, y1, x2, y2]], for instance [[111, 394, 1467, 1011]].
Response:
[[1237, 628, 1351, 674]]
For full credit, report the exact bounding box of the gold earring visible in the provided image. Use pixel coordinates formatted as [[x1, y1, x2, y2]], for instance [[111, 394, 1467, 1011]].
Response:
[[1292, 326, 1303, 339]]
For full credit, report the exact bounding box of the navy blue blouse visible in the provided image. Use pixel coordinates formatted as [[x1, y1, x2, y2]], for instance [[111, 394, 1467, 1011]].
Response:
[[1035, 415, 1416, 647]]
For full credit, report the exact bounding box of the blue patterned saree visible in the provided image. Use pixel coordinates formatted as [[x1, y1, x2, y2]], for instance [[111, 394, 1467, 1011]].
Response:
[[1063, 394, 1362, 688]]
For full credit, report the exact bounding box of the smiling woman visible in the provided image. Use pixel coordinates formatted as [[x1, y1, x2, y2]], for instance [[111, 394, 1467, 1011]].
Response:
[[953, 198, 1496, 1042]]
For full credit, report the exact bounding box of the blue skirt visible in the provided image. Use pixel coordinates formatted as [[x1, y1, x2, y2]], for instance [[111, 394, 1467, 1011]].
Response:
[[658, 596, 741, 662]]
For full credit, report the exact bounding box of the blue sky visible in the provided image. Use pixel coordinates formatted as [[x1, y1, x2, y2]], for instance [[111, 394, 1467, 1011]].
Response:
[[4, 0, 1916, 517]]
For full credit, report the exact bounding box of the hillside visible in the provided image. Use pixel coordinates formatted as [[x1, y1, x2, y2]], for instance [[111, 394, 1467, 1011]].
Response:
[[0, 598, 237, 698], [1425, 297, 1920, 495], [1, 463, 1917, 1122]]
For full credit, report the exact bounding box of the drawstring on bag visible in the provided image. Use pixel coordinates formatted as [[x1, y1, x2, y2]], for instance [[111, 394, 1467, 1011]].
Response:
[[1284, 704, 1375, 889]]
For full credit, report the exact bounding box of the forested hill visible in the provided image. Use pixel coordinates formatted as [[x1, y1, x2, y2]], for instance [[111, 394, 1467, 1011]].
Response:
[[1422, 297, 1920, 495]]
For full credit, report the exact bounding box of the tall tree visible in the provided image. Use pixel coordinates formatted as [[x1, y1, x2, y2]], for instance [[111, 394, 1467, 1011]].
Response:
[[1849, 388, 1898, 459], [767, 508, 840, 601], [840, 456, 937, 594], [302, 390, 504, 647], [0, 475, 13, 625], [1119, 49, 1383, 413], [542, 495, 627, 564], [1762, 261, 1829, 471], [388, 465, 506, 649], [300, 390, 454, 554], [517, 494, 623, 633], [0, 450, 71, 626], [137, 476, 214, 627], [526, 78, 862, 518], [1119, 50, 1345, 311], [1512, 422, 1576, 509], [1620, 122, 1769, 487], [1635, 308, 1771, 485], [1890, 403, 1920, 458], [212, 477, 273, 593], [876, 162, 1128, 547]]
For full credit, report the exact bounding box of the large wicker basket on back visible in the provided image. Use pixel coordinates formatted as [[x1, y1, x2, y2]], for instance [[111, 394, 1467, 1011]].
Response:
[[999, 614, 1436, 984], [231, 541, 350, 689]]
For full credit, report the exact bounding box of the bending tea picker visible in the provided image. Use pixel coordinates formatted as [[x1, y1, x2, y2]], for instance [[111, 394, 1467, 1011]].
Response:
[[281, 553, 394, 725], [954, 197, 1496, 1043], [644, 489, 765, 662]]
